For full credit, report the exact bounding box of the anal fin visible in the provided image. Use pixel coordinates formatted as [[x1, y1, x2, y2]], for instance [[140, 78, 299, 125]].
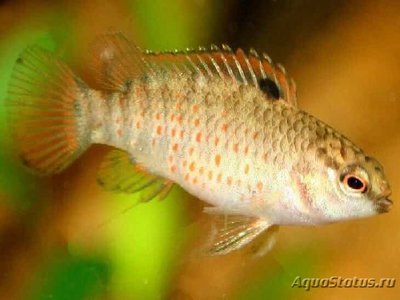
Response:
[[97, 149, 173, 202], [203, 207, 272, 255]]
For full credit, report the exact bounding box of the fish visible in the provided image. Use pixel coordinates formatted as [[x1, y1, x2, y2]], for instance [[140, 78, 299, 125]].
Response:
[[6, 33, 393, 255]]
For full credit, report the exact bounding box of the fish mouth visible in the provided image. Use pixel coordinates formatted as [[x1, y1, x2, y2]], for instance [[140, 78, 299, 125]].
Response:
[[376, 197, 393, 213]]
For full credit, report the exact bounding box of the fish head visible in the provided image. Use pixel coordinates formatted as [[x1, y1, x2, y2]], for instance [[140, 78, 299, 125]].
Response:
[[335, 154, 392, 215], [300, 139, 392, 223]]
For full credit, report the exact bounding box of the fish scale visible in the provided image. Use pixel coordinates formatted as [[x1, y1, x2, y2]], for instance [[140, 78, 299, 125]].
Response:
[[95, 74, 309, 209], [92, 70, 377, 211], [6, 33, 392, 255]]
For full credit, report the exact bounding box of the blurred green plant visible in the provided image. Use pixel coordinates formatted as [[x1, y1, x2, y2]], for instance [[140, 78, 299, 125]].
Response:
[[0, 27, 58, 210], [26, 254, 110, 300], [237, 247, 320, 300]]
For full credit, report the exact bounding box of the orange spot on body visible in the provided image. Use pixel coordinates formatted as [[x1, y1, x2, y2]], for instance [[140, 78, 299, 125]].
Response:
[[168, 155, 173, 163], [176, 102, 181, 110], [184, 173, 189, 181], [244, 164, 250, 175], [189, 162, 196, 172], [192, 104, 199, 113], [196, 132, 202, 143], [140, 111, 145, 117], [183, 160, 187, 167], [192, 177, 198, 184], [221, 111, 227, 117], [222, 123, 228, 132], [177, 115, 183, 124], [116, 117, 122, 124], [227, 176, 232, 186], [156, 126, 163, 135], [117, 129, 122, 137], [136, 121, 141, 129], [156, 113, 161, 120], [170, 114, 175, 122], [263, 153, 268, 162], [189, 147, 194, 156], [172, 143, 179, 152], [257, 182, 263, 192], [214, 137, 220, 146], [244, 146, 249, 155], [171, 128, 176, 137], [194, 118, 200, 127], [170, 165, 177, 173], [199, 167, 204, 175], [214, 154, 221, 167], [180, 130, 184, 139], [217, 173, 222, 182], [118, 97, 124, 107], [135, 87, 142, 96], [233, 143, 239, 153], [152, 138, 156, 146], [253, 132, 259, 140], [208, 171, 213, 180]]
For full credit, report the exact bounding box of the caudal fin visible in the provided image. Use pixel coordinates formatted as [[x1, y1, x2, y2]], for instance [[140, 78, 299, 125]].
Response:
[[6, 46, 91, 175]]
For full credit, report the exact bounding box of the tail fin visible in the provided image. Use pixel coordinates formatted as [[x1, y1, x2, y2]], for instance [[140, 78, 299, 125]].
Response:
[[6, 46, 91, 175]]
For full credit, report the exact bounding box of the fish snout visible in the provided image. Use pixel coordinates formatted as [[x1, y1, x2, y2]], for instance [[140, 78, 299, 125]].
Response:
[[376, 197, 393, 213]]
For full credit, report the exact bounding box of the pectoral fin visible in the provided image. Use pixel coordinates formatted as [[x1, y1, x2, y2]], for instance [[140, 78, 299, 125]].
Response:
[[203, 207, 272, 255], [97, 149, 173, 202]]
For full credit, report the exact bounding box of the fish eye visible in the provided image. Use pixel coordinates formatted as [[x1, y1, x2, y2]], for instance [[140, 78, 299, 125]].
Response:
[[342, 174, 367, 193]]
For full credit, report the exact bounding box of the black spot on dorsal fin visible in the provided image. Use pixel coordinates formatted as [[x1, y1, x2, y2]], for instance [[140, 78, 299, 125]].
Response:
[[258, 77, 281, 100]]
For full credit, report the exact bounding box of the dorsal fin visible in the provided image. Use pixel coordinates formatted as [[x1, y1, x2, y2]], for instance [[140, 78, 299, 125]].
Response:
[[90, 33, 297, 106], [90, 33, 148, 92], [146, 45, 297, 106]]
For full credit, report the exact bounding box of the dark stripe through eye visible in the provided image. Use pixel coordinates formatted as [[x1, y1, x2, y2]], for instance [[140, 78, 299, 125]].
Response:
[[258, 78, 281, 100]]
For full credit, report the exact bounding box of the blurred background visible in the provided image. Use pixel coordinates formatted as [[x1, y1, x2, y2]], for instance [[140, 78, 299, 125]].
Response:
[[0, 0, 399, 299]]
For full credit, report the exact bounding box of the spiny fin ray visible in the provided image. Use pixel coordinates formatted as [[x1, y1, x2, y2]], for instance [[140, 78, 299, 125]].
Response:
[[146, 44, 297, 105], [91, 33, 297, 106], [203, 207, 271, 255]]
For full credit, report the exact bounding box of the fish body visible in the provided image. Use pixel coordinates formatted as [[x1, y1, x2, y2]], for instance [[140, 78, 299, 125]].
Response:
[[7, 33, 392, 255]]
